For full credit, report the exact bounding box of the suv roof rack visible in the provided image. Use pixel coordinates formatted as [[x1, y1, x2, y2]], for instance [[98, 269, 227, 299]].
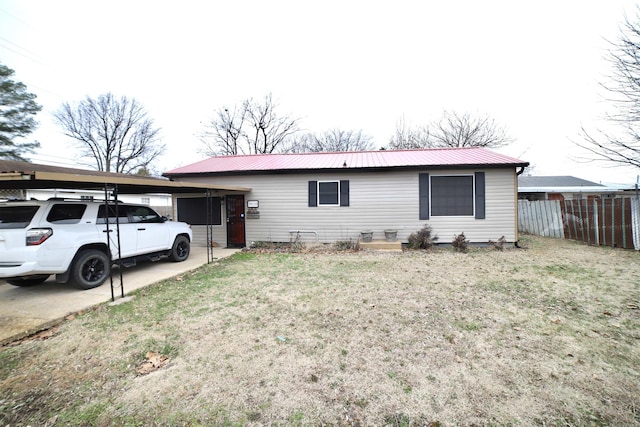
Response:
[[46, 197, 121, 202], [0, 198, 32, 203]]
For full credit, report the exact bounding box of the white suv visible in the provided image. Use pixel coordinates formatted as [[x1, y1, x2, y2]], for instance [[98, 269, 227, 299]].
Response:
[[0, 199, 192, 289]]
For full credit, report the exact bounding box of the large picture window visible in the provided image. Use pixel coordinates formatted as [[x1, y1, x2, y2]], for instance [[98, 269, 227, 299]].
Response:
[[177, 197, 222, 225], [419, 172, 485, 220], [431, 175, 474, 216], [308, 180, 350, 207]]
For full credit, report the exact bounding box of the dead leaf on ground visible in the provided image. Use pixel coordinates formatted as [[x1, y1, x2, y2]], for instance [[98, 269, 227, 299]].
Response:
[[136, 351, 170, 376]]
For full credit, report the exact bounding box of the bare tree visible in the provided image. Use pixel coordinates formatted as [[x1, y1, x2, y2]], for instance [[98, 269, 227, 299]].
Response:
[[386, 116, 430, 149], [200, 93, 300, 156], [200, 105, 247, 156], [430, 110, 512, 149], [385, 112, 510, 150], [290, 128, 374, 153], [53, 93, 163, 174], [576, 9, 640, 169], [246, 94, 300, 154]]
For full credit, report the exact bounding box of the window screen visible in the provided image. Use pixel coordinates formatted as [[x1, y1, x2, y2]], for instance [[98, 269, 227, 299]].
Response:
[[318, 181, 339, 205], [177, 197, 222, 225], [431, 175, 474, 216]]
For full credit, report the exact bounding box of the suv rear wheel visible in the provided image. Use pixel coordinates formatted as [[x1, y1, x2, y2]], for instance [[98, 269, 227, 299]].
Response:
[[71, 249, 111, 290], [169, 235, 190, 262]]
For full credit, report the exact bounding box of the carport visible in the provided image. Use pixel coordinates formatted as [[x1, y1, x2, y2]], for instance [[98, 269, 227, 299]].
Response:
[[0, 159, 250, 300]]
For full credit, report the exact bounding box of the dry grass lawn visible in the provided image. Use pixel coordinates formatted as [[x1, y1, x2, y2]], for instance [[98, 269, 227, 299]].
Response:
[[1, 235, 639, 426]]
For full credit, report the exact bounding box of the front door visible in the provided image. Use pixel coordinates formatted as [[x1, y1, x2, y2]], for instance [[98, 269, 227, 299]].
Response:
[[226, 195, 246, 248]]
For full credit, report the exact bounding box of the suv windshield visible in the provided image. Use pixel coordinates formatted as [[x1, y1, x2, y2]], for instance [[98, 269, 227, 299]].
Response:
[[0, 205, 40, 229]]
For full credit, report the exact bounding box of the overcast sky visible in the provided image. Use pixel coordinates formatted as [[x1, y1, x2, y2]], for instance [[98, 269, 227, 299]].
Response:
[[1, 0, 639, 185]]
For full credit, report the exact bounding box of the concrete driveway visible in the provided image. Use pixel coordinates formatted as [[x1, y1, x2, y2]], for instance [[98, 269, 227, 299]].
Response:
[[0, 246, 239, 345]]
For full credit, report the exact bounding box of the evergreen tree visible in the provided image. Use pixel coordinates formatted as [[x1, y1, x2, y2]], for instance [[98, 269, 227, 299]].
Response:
[[0, 63, 42, 160]]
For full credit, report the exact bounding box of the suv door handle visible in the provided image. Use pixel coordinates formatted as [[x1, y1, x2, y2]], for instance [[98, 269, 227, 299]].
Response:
[[137, 228, 146, 231]]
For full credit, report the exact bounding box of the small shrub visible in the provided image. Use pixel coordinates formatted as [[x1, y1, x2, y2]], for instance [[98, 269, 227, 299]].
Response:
[[407, 225, 439, 249], [290, 239, 304, 253], [451, 232, 469, 253], [488, 235, 507, 250], [249, 241, 302, 253], [334, 240, 356, 251]]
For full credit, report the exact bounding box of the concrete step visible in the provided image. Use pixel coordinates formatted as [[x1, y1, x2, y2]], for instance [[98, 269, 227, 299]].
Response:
[[359, 239, 403, 252]]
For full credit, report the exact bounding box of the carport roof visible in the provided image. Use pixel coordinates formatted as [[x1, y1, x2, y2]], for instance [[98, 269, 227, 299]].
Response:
[[0, 160, 251, 194]]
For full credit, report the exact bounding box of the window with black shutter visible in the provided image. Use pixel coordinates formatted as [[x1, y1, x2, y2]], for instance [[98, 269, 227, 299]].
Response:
[[308, 180, 350, 207], [419, 172, 486, 219], [431, 175, 474, 216]]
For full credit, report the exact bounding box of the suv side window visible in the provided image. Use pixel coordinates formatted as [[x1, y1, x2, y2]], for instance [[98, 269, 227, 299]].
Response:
[[0, 205, 40, 229], [128, 206, 163, 223], [47, 204, 87, 224], [97, 205, 130, 224]]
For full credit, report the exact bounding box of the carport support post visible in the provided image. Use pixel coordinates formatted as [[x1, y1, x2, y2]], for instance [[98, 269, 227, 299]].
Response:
[[104, 185, 125, 301], [206, 190, 214, 263], [115, 186, 125, 299]]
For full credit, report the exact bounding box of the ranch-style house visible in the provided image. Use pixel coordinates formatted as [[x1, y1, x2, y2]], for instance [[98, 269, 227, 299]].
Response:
[[163, 147, 529, 248]]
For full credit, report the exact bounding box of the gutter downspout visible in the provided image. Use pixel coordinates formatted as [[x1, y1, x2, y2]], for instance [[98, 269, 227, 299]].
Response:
[[514, 166, 527, 248]]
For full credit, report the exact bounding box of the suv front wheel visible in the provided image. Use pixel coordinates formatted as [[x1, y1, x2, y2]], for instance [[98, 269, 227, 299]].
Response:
[[169, 235, 190, 262], [71, 249, 111, 290]]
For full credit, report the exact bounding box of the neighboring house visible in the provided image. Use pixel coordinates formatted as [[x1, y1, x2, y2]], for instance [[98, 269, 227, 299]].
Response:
[[163, 148, 528, 247], [518, 175, 625, 202]]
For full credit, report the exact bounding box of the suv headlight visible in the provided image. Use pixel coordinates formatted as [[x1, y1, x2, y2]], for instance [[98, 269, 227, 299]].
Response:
[[26, 228, 53, 246]]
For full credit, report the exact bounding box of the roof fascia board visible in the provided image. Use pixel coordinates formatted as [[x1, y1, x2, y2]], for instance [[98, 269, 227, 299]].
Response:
[[36, 171, 158, 186], [33, 171, 251, 192], [0, 172, 31, 181]]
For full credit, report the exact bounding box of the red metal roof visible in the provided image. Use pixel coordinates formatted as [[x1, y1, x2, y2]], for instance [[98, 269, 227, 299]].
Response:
[[164, 147, 528, 176]]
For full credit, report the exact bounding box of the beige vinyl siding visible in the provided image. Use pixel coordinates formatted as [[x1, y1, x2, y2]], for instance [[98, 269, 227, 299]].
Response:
[[175, 168, 518, 245]]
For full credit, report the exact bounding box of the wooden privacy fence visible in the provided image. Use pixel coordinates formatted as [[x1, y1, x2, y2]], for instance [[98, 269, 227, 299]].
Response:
[[518, 198, 640, 250]]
